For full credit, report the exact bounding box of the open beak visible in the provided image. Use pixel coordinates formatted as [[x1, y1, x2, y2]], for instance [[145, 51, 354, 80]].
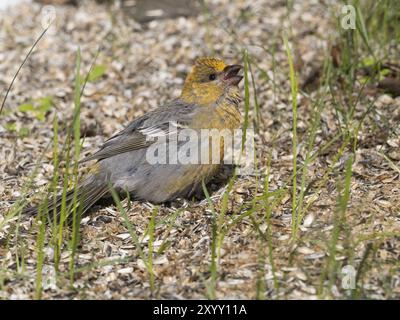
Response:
[[223, 64, 243, 86]]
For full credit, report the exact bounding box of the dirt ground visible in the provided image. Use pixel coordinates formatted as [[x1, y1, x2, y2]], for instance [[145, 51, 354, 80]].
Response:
[[0, 0, 399, 299]]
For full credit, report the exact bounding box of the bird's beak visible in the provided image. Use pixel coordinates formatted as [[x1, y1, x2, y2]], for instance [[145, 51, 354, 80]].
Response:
[[223, 64, 243, 86]]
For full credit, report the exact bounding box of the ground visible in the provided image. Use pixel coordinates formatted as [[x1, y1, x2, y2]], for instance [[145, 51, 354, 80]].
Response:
[[0, 0, 399, 299]]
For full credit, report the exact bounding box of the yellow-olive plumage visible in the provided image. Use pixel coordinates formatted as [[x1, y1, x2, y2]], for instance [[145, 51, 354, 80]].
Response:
[[26, 57, 243, 217]]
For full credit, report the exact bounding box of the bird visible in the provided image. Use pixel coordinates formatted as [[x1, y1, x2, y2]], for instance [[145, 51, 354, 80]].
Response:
[[25, 57, 243, 219]]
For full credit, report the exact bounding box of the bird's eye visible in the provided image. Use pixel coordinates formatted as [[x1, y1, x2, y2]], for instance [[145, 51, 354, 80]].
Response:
[[209, 73, 217, 81]]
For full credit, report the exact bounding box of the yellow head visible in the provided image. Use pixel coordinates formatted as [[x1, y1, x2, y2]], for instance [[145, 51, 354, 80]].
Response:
[[180, 57, 243, 105]]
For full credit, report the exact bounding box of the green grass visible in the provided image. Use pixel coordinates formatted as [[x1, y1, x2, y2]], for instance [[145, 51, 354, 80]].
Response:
[[109, 185, 161, 296], [68, 48, 84, 285], [198, 7, 398, 294], [283, 34, 299, 240], [318, 154, 354, 297], [34, 204, 47, 299], [0, 45, 118, 298], [202, 180, 218, 299]]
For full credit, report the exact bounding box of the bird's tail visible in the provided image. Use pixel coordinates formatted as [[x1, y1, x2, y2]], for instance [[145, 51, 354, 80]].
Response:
[[23, 178, 109, 222]]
